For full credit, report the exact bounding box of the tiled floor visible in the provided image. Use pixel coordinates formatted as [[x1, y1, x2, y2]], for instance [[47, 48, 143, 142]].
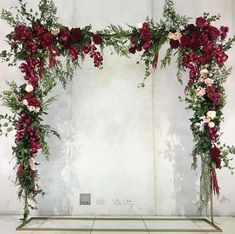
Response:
[[0, 215, 235, 234]]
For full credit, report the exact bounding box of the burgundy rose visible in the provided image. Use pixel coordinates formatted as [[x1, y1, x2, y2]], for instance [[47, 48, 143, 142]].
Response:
[[210, 147, 221, 168], [214, 98, 221, 105], [210, 147, 221, 158], [92, 34, 103, 45], [170, 39, 180, 49], [185, 24, 196, 32], [196, 17, 209, 27], [208, 127, 219, 141], [70, 27, 82, 42], [209, 26, 220, 40], [69, 46, 80, 60], [180, 35, 190, 47], [42, 32, 54, 47], [129, 47, 136, 54], [60, 27, 70, 42], [220, 26, 229, 33], [143, 42, 152, 50], [136, 46, 142, 51], [214, 157, 221, 168], [203, 43, 214, 53], [130, 37, 137, 44]]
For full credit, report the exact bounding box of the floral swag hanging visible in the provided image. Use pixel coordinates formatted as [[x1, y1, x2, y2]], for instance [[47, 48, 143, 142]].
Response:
[[0, 0, 234, 224]]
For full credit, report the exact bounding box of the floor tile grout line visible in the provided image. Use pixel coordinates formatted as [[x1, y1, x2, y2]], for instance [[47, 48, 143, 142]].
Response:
[[31, 217, 48, 234], [90, 216, 95, 234], [142, 218, 150, 234], [191, 220, 210, 234]]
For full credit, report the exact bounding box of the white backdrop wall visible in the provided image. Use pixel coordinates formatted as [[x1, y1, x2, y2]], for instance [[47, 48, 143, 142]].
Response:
[[0, 0, 234, 216]]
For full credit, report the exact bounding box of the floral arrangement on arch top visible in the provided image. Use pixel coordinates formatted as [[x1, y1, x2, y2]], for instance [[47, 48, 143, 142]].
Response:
[[0, 0, 234, 224]]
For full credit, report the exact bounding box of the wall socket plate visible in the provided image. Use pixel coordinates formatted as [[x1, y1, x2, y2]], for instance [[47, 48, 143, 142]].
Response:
[[124, 199, 134, 205], [96, 198, 105, 205], [80, 193, 91, 205], [113, 199, 122, 205]]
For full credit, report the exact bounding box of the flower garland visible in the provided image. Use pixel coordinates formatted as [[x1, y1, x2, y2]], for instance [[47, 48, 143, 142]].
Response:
[[0, 0, 234, 223], [167, 14, 235, 211]]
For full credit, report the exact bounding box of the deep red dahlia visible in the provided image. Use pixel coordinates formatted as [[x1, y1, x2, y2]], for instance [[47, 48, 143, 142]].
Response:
[[196, 17, 209, 27], [70, 27, 82, 41], [170, 39, 180, 49], [92, 34, 103, 45]]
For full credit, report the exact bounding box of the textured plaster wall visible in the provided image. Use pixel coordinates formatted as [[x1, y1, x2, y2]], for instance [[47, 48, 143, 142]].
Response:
[[0, 0, 234, 216]]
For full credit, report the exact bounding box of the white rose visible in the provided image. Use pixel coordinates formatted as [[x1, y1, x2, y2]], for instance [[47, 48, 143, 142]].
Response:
[[136, 23, 143, 29], [196, 88, 206, 97], [51, 29, 60, 36], [168, 32, 175, 40], [25, 84, 34, 92], [204, 78, 214, 86], [22, 99, 28, 106], [195, 123, 201, 127], [208, 122, 215, 128], [27, 106, 36, 112], [207, 111, 216, 120], [200, 68, 209, 77]]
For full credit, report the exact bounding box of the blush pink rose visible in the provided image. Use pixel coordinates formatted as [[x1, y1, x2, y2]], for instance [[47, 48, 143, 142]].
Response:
[[29, 158, 37, 171], [204, 78, 214, 86], [196, 88, 206, 97]]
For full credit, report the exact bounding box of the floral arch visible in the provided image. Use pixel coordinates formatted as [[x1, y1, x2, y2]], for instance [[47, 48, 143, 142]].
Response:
[[0, 0, 234, 224]]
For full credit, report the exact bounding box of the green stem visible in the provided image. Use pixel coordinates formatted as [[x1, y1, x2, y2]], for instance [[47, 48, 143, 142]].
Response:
[[23, 189, 29, 224]]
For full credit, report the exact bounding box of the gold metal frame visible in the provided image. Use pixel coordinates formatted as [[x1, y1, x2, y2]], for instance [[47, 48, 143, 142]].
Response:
[[16, 169, 222, 232], [16, 216, 222, 232]]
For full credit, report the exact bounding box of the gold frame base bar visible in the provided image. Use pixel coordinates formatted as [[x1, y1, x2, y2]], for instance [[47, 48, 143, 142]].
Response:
[[16, 216, 223, 232]]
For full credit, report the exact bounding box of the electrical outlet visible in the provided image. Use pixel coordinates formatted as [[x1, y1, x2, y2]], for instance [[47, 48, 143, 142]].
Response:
[[113, 199, 122, 205], [124, 199, 134, 205], [96, 198, 105, 205], [80, 193, 91, 205]]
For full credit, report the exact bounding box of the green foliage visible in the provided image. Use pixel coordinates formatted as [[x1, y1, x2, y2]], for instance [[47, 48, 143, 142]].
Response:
[[101, 25, 131, 56], [0, 9, 16, 26], [162, 0, 189, 31], [1, 81, 21, 113]]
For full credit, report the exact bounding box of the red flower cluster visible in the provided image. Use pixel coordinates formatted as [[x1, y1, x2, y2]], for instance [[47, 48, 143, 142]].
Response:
[[129, 22, 153, 54], [92, 34, 103, 45], [15, 114, 41, 155], [170, 17, 229, 89], [210, 146, 221, 168], [25, 92, 41, 107], [205, 85, 221, 105], [21, 56, 44, 88], [59, 27, 103, 66], [208, 127, 219, 142], [83, 43, 103, 67], [8, 23, 57, 55]]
